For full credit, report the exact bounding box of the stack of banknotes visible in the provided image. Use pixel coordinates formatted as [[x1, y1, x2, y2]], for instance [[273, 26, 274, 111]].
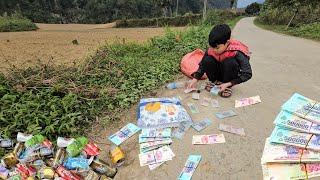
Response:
[[261, 93, 320, 180], [138, 128, 175, 170]]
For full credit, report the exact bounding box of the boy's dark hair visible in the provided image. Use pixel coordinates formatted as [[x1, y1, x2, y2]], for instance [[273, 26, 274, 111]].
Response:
[[208, 24, 231, 47]]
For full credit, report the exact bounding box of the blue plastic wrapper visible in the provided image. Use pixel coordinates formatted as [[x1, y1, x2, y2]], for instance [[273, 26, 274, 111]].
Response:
[[63, 157, 89, 170]]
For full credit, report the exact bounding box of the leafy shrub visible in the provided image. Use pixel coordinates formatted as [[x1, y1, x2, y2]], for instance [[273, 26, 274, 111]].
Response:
[[0, 12, 38, 32], [203, 9, 238, 25]]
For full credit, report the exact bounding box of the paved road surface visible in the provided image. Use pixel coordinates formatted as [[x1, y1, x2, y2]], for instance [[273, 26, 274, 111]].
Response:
[[111, 17, 320, 180]]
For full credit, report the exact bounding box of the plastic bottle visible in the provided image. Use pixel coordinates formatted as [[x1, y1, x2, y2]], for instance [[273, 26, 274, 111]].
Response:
[[166, 82, 185, 89]]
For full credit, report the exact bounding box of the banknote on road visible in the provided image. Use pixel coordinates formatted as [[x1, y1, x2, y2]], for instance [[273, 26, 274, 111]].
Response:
[[178, 155, 202, 180], [215, 110, 237, 119], [200, 97, 210, 107], [138, 135, 171, 143], [138, 146, 174, 166], [192, 134, 225, 145], [140, 128, 171, 138], [274, 110, 320, 134], [270, 126, 320, 151], [261, 138, 320, 164], [235, 95, 261, 108], [108, 123, 141, 145], [218, 124, 245, 136], [173, 121, 193, 139], [187, 103, 199, 114], [192, 119, 212, 132], [262, 163, 320, 180], [211, 99, 219, 108]]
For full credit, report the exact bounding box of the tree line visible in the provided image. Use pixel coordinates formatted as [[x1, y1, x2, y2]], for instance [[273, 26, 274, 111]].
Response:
[[0, 0, 239, 24]]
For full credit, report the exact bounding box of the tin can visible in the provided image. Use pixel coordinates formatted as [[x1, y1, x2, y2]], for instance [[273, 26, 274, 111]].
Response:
[[13, 142, 25, 157], [16, 163, 37, 179], [17, 132, 33, 142], [84, 170, 100, 180], [99, 175, 113, 180], [109, 146, 125, 166], [7, 174, 22, 180], [56, 166, 81, 180], [40, 167, 55, 179], [39, 147, 54, 157], [0, 139, 14, 149], [53, 148, 66, 167], [83, 142, 100, 156], [1, 153, 18, 168], [90, 157, 117, 178]]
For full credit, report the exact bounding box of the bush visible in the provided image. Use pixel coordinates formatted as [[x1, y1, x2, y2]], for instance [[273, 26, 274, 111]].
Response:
[[115, 14, 202, 28], [258, 1, 320, 26], [245, 2, 261, 16], [203, 9, 238, 26], [0, 12, 38, 32]]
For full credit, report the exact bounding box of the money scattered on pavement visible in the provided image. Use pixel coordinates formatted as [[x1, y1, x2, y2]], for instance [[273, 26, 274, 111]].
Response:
[[192, 119, 212, 132], [200, 97, 211, 107], [138, 146, 175, 166], [187, 103, 199, 114], [192, 134, 226, 145], [138, 135, 171, 143], [108, 123, 141, 146], [215, 110, 237, 119], [235, 95, 261, 108], [211, 99, 219, 108], [261, 138, 320, 164], [178, 155, 202, 180], [218, 124, 245, 136], [139, 139, 173, 153], [192, 93, 200, 100], [173, 121, 193, 139]]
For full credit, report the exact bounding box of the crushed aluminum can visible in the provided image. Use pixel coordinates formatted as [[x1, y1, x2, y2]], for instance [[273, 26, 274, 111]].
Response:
[[13, 142, 24, 157], [1, 153, 18, 168], [99, 175, 113, 180], [0, 139, 14, 149], [109, 146, 125, 167], [39, 147, 54, 157], [53, 148, 66, 168], [0, 166, 9, 179], [90, 157, 117, 178], [84, 170, 100, 180], [39, 166, 55, 179], [7, 174, 22, 180], [63, 157, 89, 170], [83, 142, 100, 156], [16, 163, 37, 179], [32, 159, 45, 169], [17, 132, 33, 142], [56, 166, 81, 180]]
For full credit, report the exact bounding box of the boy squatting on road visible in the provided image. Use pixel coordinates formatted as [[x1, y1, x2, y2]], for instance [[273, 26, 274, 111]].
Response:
[[187, 24, 252, 98]]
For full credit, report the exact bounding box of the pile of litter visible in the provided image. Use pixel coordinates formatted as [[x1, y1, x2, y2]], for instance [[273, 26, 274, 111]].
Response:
[[0, 134, 116, 180], [261, 93, 320, 179]]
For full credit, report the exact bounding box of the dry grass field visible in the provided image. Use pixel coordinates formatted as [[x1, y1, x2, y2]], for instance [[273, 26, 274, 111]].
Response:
[[0, 23, 185, 72]]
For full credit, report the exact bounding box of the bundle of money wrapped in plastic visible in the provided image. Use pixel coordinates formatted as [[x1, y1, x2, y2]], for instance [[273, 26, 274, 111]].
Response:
[[261, 93, 320, 180], [138, 128, 175, 170], [1, 133, 116, 180]]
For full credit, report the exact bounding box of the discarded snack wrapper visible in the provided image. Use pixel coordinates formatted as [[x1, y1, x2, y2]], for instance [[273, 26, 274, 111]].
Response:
[[0, 139, 14, 149], [39, 166, 55, 179]]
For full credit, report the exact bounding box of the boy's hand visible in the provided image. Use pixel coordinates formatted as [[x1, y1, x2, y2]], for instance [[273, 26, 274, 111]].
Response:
[[187, 78, 198, 89], [217, 82, 232, 92]]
